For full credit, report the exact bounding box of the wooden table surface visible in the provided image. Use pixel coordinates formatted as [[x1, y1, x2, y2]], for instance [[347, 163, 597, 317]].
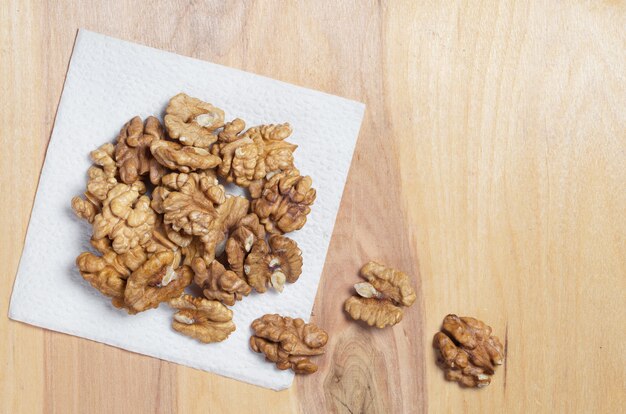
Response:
[[2, 1, 624, 413]]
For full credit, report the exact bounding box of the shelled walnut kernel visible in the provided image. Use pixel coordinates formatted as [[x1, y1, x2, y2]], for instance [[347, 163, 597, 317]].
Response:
[[433, 314, 504, 388]]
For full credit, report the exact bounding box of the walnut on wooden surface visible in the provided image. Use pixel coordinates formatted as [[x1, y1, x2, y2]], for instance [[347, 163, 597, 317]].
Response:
[[164, 93, 225, 148], [191, 258, 251, 306], [359, 261, 416, 307], [76, 238, 147, 309], [244, 235, 302, 293], [124, 250, 192, 314], [212, 120, 297, 188], [225, 214, 266, 278], [433, 314, 505, 388], [115, 116, 167, 185], [71, 143, 119, 223], [91, 181, 157, 254], [251, 169, 316, 234], [169, 294, 235, 343], [250, 314, 328, 374], [344, 261, 416, 328], [344, 297, 404, 329]]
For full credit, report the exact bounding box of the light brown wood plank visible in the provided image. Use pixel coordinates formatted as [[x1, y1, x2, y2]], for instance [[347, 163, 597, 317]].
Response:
[[1, 1, 45, 413], [387, 1, 626, 413], [1, 1, 624, 413]]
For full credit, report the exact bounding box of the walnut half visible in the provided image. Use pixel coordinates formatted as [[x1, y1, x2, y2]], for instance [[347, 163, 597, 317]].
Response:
[[250, 314, 328, 374], [164, 93, 224, 148], [244, 235, 302, 293], [71, 143, 118, 223], [251, 168, 316, 234], [169, 294, 235, 343], [224, 213, 266, 278], [344, 261, 416, 328], [212, 120, 297, 187], [91, 181, 157, 255], [433, 314, 504, 388], [124, 250, 192, 314], [76, 238, 147, 310], [115, 116, 167, 185], [192, 258, 251, 306]]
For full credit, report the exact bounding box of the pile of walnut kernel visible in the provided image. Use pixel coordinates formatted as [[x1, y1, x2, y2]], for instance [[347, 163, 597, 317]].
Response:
[[71, 93, 504, 383], [72, 93, 319, 348]]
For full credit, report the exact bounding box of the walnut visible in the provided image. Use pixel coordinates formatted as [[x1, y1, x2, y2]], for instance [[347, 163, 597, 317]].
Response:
[[150, 140, 221, 172], [89, 143, 117, 191], [359, 261, 416, 307], [244, 235, 302, 293], [76, 238, 147, 309], [71, 194, 98, 223], [152, 170, 248, 261], [71, 143, 118, 222], [214, 194, 251, 233], [140, 220, 184, 269], [164, 93, 224, 148], [73, 93, 319, 340], [92, 181, 157, 254], [344, 297, 403, 328], [212, 121, 297, 188], [225, 214, 266, 278], [250, 314, 328, 374], [166, 194, 249, 267], [251, 169, 316, 234], [151, 187, 193, 249], [433, 314, 505, 388], [191, 258, 251, 306], [145, 217, 179, 253], [169, 294, 235, 343], [216, 118, 246, 143], [213, 123, 263, 186], [180, 236, 204, 265], [151, 171, 226, 237], [85, 163, 115, 201], [164, 223, 194, 248], [114, 116, 166, 185], [344, 261, 416, 328], [124, 250, 193, 313], [257, 124, 297, 174], [196, 194, 250, 263]]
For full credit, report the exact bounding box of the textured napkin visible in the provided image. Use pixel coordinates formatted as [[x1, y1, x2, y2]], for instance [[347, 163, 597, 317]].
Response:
[[9, 30, 364, 390]]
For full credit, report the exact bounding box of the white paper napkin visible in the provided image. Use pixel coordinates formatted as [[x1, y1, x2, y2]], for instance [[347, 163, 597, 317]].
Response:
[[8, 30, 364, 390]]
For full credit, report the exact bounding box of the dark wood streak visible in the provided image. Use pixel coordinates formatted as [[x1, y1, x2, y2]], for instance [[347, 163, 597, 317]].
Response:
[[503, 323, 509, 394]]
